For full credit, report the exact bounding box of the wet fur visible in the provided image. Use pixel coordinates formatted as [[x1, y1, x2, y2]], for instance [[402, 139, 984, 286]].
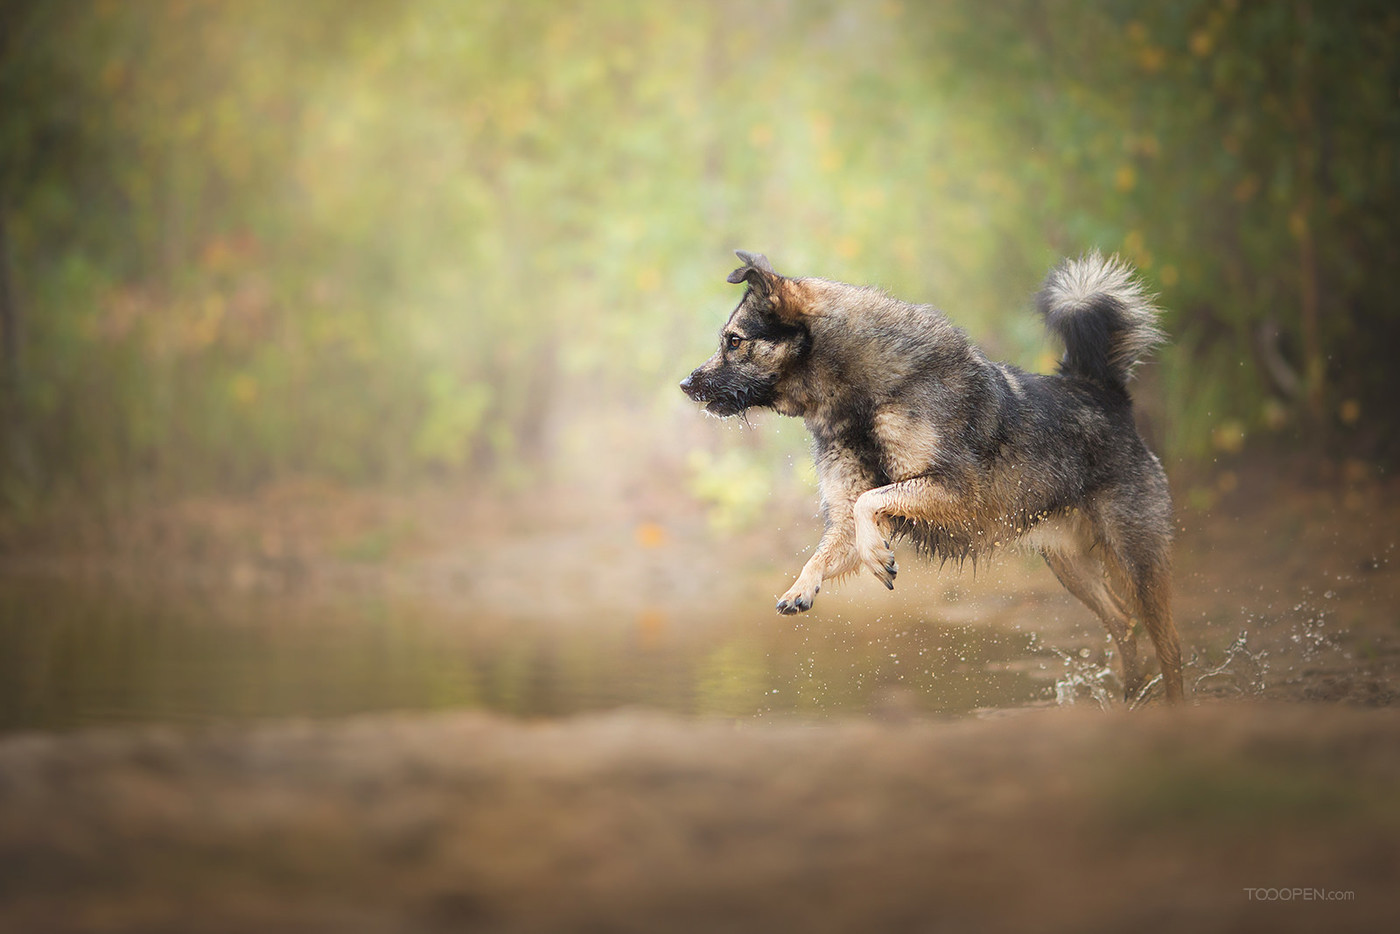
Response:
[[681, 251, 1184, 704]]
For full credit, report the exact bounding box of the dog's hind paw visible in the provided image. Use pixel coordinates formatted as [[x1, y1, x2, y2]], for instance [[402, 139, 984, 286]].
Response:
[[856, 526, 898, 590]]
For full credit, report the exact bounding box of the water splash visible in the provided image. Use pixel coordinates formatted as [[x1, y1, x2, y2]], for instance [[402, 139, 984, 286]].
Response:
[[1035, 636, 1120, 710], [1037, 628, 1272, 709], [1191, 630, 1270, 697], [1288, 589, 1345, 662], [1127, 674, 1163, 711]]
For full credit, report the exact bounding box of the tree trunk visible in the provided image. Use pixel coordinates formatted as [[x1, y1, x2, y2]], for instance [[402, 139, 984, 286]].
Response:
[[0, 207, 16, 390]]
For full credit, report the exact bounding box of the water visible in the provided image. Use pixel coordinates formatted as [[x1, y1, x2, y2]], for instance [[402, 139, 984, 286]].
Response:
[[0, 577, 1049, 732]]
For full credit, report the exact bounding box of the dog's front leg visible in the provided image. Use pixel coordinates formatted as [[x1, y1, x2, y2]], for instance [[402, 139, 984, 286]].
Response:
[[775, 508, 862, 614], [854, 476, 958, 588], [776, 460, 867, 614]]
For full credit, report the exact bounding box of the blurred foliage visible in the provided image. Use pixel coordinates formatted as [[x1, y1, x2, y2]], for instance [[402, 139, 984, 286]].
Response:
[[910, 0, 1400, 464], [1, 0, 1396, 515]]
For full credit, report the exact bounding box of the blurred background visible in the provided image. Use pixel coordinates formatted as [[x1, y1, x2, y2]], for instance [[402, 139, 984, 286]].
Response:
[[3, 0, 1397, 512], [0, 0, 1397, 726]]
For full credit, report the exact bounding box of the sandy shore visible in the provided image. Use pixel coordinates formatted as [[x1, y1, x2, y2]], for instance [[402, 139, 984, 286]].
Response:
[[1, 703, 1396, 932]]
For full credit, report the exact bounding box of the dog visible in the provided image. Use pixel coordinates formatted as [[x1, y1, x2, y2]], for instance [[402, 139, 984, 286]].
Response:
[[680, 251, 1184, 704]]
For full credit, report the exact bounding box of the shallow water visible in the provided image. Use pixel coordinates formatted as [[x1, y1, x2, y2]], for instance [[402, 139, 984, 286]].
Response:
[[0, 577, 1050, 731]]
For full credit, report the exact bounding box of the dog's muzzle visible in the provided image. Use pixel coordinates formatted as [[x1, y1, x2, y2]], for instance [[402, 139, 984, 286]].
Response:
[[681, 366, 752, 416], [680, 370, 707, 403]]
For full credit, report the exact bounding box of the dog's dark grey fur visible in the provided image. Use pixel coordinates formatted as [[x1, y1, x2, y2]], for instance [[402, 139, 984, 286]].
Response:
[[681, 251, 1184, 703]]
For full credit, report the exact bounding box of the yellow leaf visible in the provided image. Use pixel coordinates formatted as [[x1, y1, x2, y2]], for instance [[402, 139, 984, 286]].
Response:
[[634, 522, 667, 548], [1211, 421, 1246, 454], [1137, 46, 1165, 72]]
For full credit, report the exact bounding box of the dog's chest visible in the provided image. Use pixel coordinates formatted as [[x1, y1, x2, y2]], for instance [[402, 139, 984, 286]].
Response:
[[871, 408, 939, 482]]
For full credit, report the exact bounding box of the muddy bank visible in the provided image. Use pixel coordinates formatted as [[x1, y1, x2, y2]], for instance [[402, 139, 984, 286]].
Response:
[[1, 704, 1396, 933]]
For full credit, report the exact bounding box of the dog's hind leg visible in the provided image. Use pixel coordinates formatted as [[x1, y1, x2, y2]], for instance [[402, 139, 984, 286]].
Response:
[[1098, 520, 1184, 705], [1124, 549, 1183, 704], [1043, 549, 1143, 700]]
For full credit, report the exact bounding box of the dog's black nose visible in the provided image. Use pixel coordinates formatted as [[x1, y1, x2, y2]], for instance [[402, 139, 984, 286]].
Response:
[[679, 374, 694, 394]]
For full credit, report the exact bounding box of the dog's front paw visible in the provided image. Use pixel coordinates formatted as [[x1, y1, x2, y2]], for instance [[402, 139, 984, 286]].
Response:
[[776, 575, 821, 615], [856, 521, 897, 590]]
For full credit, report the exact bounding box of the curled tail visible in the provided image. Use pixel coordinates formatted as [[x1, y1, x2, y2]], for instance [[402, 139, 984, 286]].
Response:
[[1037, 252, 1165, 387]]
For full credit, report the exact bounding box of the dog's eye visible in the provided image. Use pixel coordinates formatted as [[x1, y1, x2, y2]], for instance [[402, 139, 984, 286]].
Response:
[[727, 335, 743, 350]]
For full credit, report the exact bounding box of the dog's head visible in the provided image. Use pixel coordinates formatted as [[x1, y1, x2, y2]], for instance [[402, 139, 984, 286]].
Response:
[[680, 251, 812, 417]]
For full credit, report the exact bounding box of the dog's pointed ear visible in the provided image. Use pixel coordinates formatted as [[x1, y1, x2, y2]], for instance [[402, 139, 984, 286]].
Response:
[[730, 250, 775, 278], [726, 250, 781, 297]]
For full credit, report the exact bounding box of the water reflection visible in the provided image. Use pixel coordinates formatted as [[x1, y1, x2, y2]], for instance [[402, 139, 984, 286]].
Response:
[[0, 578, 1048, 731]]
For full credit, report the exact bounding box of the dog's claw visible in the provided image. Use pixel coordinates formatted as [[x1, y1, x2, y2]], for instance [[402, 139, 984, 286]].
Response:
[[860, 552, 895, 588], [776, 594, 811, 615]]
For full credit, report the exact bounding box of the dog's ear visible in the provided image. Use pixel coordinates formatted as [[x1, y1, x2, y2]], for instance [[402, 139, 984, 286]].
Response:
[[726, 250, 807, 320], [726, 250, 780, 297], [728, 250, 776, 279]]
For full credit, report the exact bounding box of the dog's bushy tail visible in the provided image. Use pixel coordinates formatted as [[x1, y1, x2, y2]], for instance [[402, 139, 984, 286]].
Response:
[[1037, 252, 1164, 387]]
